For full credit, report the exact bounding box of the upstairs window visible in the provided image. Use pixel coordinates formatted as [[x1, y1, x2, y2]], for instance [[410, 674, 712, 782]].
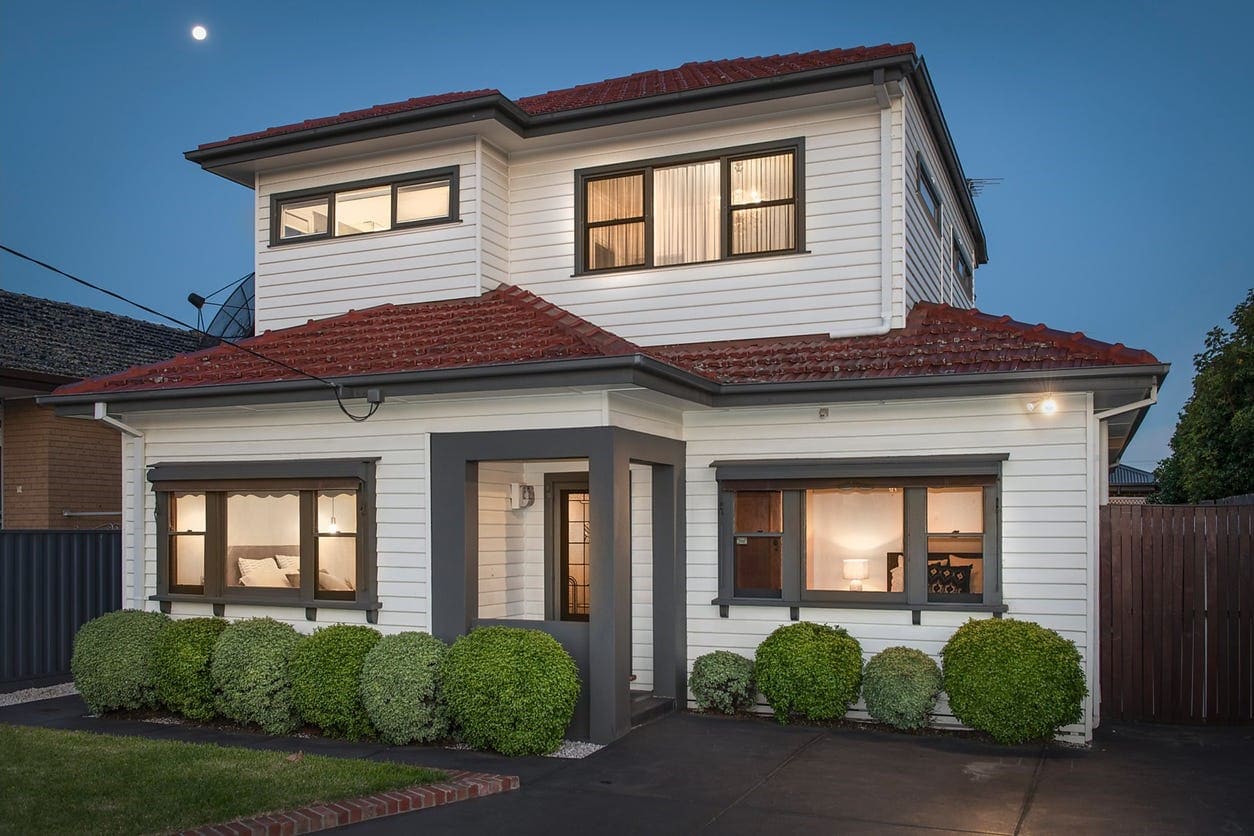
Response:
[[576, 140, 804, 274], [271, 167, 458, 245], [917, 155, 942, 232], [953, 237, 974, 300]]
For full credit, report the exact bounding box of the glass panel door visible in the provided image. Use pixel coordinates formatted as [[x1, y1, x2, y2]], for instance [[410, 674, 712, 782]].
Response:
[[560, 488, 591, 621]]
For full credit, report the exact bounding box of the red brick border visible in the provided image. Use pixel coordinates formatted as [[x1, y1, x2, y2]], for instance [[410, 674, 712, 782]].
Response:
[[177, 770, 519, 835]]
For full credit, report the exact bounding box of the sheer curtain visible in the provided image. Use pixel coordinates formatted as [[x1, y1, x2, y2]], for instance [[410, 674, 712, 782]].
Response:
[[653, 160, 721, 265]]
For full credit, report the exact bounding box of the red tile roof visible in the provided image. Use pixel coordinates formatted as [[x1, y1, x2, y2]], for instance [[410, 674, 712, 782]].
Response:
[[52, 285, 639, 396], [647, 302, 1161, 385], [197, 44, 915, 151], [54, 290, 1160, 399]]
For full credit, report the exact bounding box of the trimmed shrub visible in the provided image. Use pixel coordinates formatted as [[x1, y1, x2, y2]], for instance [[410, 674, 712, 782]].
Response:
[[71, 609, 170, 714], [290, 624, 381, 739], [941, 618, 1087, 744], [360, 632, 450, 745], [210, 617, 303, 734], [862, 646, 942, 730], [755, 622, 863, 723], [153, 617, 228, 721], [689, 651, 756, 714], [442, 626, 579, 756]]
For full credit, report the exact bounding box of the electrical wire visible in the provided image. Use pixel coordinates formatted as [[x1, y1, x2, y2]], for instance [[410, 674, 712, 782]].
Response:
[[0, 244, 380, 422]]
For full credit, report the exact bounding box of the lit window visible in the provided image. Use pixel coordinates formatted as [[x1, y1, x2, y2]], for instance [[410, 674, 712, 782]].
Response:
[[805, 488, 903, 593], [334, 186, 392, 236], [272, 167, 458, 244]]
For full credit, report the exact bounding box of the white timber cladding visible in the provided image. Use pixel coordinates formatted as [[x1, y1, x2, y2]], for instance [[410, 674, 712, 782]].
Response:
[[902, 78, 978, 310], [507, 99, 907, 344], [253, 139, 479, 332], [683, 392, 1095, 740], [478, 139, 511, 291]]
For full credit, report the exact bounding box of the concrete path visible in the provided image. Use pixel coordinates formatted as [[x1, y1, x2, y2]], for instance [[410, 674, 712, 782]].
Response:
[[2, 696, 1251, 834]]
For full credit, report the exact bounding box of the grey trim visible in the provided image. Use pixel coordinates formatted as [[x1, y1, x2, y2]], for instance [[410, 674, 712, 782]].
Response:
[[429, 427, 685, 745], [710, 597, 1008, 614], [544, 472, 590, 622], [148, 458, 378, 483], [905, 487, 927, 607], [712, 454, 1009, 482]]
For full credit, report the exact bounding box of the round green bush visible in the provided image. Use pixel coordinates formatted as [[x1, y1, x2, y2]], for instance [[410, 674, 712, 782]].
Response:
[[360, 632, 450, 745], [71, 609, 170, 714], [862, 646, 942, 730], [210, 617, 303, 734], [941, 618, 1087, 744], [754, 622, 863, 723], [442, 626, 580, 756], [152, 617, 228, 722], [690, 651, 756, 714], [290, 624, 381, 739]]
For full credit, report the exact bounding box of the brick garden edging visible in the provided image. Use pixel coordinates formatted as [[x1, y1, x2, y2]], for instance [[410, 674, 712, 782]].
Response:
[[177, 770, 520, 835]]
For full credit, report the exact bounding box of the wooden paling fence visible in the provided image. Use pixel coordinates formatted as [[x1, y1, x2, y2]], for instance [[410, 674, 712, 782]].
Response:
[[1099, 503, 1253, 724]]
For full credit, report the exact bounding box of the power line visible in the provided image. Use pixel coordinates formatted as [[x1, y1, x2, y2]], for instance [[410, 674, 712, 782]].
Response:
[[0, 244, 380, 422]]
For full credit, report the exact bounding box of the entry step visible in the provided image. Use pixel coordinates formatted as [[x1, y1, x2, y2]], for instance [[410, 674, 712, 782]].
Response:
[[630, 691, 675, 727]]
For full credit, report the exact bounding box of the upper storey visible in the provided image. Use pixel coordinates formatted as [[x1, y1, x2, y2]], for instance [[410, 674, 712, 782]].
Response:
[[187, 45, 986, 344]]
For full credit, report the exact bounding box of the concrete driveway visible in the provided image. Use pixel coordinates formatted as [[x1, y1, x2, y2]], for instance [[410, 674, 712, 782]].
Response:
[[3, 696, 1251, 834]]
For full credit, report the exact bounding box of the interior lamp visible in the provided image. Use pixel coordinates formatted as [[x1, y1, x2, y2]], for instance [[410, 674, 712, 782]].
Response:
[[328, 495, 338, 534], [843, 558, 870, 592]]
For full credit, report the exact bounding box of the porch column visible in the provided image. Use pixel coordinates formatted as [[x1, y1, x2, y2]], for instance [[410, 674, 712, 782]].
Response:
[[651, 463, 686, 702], [588, 442, 632, 743]]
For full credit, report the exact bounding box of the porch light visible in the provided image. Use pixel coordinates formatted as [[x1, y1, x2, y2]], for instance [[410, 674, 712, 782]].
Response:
[[1026, 396, 1057, 415], [843, 558, 870, 591]]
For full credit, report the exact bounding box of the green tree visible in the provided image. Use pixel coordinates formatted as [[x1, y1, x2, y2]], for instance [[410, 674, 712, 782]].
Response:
[[1152, 289, 1254, 503]]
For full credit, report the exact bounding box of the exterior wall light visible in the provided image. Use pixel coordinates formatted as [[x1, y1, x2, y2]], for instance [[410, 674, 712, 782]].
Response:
[[1026, 397, 1058, 415]]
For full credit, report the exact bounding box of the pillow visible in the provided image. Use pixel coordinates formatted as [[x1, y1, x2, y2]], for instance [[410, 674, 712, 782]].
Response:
[[928, 562, 971, 595], [237, 556, 279, 577], [274, 554, 301, 572], [238, 565, 294, 588], [317, 569, 354, 591], [946, 555, 983, 593]]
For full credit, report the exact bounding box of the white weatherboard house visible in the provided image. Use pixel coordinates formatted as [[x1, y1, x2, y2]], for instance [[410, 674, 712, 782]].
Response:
[[47, 43, 1166, 744]]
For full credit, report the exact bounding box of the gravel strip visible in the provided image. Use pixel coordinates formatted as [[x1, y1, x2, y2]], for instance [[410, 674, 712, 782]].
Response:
[[0, 682, 78, 707], [545, 740, 604, 759]]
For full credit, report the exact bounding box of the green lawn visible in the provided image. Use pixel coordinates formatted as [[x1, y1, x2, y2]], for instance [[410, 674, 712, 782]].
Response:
[[0, 724, 445, 835]]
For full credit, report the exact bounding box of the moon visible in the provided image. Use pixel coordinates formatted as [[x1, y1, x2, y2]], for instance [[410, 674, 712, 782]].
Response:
[[191, 24, 208, 41]]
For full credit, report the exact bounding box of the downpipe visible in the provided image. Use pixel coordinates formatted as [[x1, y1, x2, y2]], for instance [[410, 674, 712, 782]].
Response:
[[93, 402, 146, 609]]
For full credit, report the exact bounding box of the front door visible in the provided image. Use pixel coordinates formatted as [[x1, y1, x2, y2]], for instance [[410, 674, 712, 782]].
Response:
[[547, 474, 590, 621]]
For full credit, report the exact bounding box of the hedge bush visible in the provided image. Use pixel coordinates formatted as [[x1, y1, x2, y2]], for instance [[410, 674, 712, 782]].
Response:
[[71, 609, 170, 714], [689, 651, 756, 714], [442, 626, 579, 756], [755, 622, 863, 723], [862, 646, 942, 730], [360, 632, 450, 745], [152, 617, 228, 721], [941, 618, 1087, 744], [210, 618, 303, 734], [290, 624, 381, 739]]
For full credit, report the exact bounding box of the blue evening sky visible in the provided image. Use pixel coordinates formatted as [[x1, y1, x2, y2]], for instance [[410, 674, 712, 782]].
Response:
[[2, 0, 1251, 469]]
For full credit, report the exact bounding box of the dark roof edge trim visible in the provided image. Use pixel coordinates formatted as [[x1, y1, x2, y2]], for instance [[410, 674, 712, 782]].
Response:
[[41, 355, 1170, 415]]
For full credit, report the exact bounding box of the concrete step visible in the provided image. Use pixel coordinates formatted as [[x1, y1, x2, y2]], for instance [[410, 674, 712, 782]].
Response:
[[630, 691, 675, 727]]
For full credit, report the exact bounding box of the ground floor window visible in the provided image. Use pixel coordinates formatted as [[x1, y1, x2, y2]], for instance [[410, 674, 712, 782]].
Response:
[[716, 456, 1004, 610], [151, 460, 376, 610]]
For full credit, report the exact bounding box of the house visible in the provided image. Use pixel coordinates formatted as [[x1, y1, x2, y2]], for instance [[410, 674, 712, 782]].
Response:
[[1108, 463, 1158, 504], [42, 43, 1167, 744], [0, 290, 199, 529]]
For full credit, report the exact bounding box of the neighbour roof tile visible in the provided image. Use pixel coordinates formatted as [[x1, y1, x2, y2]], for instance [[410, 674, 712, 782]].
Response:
[[197, 44, 915, 150], [53, 288, 1160, 399], [0, 290, 201, 384]]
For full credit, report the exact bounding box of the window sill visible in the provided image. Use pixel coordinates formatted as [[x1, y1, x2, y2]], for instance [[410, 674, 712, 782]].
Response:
[[710, 596, 1007, 620], [151, 593, 382, 623], [267, 219, 463, 249], [570, 249, 812, 278]]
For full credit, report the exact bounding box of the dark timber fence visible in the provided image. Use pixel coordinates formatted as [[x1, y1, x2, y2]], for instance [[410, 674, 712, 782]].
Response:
[[1100, 504, 1253, 724], [1, 530, 122, 685]]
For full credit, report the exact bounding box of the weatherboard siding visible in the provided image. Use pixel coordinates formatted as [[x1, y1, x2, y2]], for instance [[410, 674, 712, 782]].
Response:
[[681, 392, 1094, 739], [507, 100, 907, 345], [253, 139, 479, 332]]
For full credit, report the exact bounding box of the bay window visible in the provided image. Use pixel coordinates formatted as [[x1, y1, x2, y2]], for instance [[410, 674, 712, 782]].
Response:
[[714, 456, 1006, 614], [151, 460, 377, 619], [576, 139, 804, 273]]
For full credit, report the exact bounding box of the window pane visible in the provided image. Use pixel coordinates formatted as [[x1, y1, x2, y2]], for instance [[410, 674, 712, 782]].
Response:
[[172, 493, 205, 532], [731, 153, 793, 205], [396, 180, 450, 223], [278, 197, 329, 240], [734, 491, 782, 533], [927, 487, 983, 533], [919, 168, 940, 223], [172, 535, 205, 589], [586, 174, 643, 223], [317, 536, 357, 596], [588, 222, 645, 270], [318, 490, 357, 535], [731, 205, 795, 255], [335, 185, 391, 236], [928, 487, 984, 599], [734, 536, 781, 596], [805, 488, 903, 593], [653, 160, 720, 266], [226, 492, 300, 589]]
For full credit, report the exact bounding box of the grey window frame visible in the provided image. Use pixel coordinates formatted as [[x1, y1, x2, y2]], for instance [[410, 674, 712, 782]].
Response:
[[543, 472, 591, 622], [916, 153, 942, 233], [269, 166, 460, 246], [953, 236, 974, 300], [574, 138, 806, 275], [713, 456, 1006, 616], [149, 459, 380, 621]]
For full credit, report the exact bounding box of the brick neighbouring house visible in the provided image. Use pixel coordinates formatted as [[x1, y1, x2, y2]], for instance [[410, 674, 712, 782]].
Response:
[[0, 290, 199, 529]]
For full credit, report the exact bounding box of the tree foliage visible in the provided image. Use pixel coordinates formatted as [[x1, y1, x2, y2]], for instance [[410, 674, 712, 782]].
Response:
[[1152, 289, 1254, 503]]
